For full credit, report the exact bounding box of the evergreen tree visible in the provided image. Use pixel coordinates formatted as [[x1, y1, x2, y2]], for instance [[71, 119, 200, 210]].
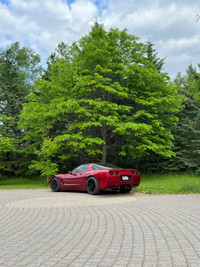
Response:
[[145, 64, 200, 173], [171, 65, 200, 172], [0, 42, 41, 178], [146, 40, 165, 74]]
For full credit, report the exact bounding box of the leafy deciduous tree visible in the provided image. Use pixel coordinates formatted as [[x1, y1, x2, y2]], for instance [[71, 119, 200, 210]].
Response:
[[19, 24, 181, 176]]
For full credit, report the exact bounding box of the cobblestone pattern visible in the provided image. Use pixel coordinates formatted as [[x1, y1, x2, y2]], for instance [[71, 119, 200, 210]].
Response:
[[0, 190, 200, 267]]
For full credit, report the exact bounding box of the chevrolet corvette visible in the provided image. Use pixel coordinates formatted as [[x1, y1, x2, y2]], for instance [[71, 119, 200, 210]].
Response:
[[49, 163, 141, 195]]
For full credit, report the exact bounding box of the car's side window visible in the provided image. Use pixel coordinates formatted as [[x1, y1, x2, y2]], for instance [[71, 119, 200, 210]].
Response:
[[72, 164, 89, 173], [91, 164, 111, 170], [81, 164, 89, 172], [72, 167, 81, 173]]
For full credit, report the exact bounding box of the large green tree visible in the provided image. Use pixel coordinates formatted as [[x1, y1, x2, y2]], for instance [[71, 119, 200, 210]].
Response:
[[20, 24, 181, 176], [143, 64, 200, 173], [167, 64, 200, 172], [0, 42, 41, 177]]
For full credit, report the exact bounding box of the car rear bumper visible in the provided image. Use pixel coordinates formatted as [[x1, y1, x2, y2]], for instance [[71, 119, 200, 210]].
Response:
[[101, 174, 141, 190]]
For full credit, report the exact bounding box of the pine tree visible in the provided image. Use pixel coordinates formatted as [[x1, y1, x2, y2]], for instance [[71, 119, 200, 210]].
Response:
[[0, 42, 41, 178], [171, 65, 200, 172], [146, 40, 165, 74], [145, 64, 200, 173]]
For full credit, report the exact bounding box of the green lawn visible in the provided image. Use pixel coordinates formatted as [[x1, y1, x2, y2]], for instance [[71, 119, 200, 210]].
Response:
[[0, 173, 200, 193], [0, 177, 48, 189], [135, 173, 200, 194]]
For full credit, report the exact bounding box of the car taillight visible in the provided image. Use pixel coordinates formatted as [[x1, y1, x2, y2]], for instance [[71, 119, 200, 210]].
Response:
[[115, 171, 119, 175], [109, 170, 114, 175], [132, 170, 139, 175]]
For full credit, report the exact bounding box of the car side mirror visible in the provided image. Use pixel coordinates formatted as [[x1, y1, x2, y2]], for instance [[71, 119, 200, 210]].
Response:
[[69, 171, 72, 174]]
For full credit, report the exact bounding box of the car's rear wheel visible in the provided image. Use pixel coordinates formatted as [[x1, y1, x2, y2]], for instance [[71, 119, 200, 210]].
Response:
[[51, 177, 60, 192], [86, 176, 100, 195]]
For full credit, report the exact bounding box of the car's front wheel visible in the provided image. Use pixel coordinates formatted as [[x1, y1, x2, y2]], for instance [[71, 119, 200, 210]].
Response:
[[86, 176, 100, 195], [51, 177, 60, 192]]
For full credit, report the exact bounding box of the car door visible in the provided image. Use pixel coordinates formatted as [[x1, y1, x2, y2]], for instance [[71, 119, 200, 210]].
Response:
[[62, 164, 89, 191]]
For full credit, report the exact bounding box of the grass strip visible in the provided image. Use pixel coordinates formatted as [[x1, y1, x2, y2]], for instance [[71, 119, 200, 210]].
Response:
[[0, 173, 200, 193], [0, 177, 48, 189], [135, 173, 200, 194]]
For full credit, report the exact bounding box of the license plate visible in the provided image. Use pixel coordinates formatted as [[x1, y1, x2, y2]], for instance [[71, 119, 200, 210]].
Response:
[[121, 176, 130, 181]]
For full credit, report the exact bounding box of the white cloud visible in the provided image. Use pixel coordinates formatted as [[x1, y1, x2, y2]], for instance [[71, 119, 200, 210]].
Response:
[[101, 1, 198, 39], [0, 0, 199, 76], [158, 35, 200, 75], [0, 0, 97, 60], [0, 2, 17, 34], [99, 0, 200, 76]]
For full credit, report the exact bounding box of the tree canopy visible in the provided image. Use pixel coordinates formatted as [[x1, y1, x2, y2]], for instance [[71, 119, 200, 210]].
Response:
[[19, 24, 181, 177], [3, 24, 200, 179]]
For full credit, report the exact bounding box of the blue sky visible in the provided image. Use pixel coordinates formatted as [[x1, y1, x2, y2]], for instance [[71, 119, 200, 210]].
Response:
[[0, 0, 200, 77]]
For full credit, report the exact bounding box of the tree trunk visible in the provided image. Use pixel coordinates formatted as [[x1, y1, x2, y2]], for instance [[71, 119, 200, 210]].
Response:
[[101, 123, 107, 163], [101, 144, 107, 164]]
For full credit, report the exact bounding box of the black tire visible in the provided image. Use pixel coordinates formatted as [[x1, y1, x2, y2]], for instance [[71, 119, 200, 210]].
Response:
[[86, 176, 100, 195], [51, 177, 60, 192]]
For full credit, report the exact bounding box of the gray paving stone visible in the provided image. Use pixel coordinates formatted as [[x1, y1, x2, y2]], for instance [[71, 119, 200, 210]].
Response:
[[0, 190, 200, 266]]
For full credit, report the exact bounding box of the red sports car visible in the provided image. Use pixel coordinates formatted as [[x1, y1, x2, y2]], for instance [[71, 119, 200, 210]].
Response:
[[49, 163, 141, 195]]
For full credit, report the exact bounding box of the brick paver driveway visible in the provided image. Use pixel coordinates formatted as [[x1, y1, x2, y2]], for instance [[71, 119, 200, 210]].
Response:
[[0, 190, 200, 267]]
